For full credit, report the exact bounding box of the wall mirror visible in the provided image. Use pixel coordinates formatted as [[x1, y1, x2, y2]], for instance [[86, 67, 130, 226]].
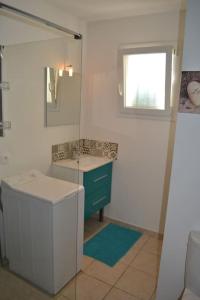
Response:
[[0, 6, 82, 135], [45, 65, 81, 126]]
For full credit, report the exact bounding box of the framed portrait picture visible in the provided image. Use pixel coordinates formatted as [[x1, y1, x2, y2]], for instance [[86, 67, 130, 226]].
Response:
[[179, 71, 200, 114]]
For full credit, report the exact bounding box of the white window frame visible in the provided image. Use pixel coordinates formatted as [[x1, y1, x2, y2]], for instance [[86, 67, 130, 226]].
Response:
[[118, 45, 174, 118]]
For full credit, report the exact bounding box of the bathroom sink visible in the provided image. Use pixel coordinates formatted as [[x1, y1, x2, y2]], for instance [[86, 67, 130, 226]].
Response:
[[78, 155, 106, 167], [53, 155, 113, 172]]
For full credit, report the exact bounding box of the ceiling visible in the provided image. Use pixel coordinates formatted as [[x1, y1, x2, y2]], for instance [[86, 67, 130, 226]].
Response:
[[44, 0, 182, 22]]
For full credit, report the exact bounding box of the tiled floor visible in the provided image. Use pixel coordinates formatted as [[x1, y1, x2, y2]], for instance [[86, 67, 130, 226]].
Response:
[[0, 217, 162, 300]]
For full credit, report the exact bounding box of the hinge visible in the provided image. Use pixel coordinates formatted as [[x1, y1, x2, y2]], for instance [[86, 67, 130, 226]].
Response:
[[0, 121, 11, 130], [1, 257, 9, 267], [0, 82, 10, 91]]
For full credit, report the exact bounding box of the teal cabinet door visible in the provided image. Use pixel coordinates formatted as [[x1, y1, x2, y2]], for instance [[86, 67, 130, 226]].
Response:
[[83, 162, 113, 220]]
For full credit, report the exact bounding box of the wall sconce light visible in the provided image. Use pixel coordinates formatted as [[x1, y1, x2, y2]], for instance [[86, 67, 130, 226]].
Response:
[[58, 69, 63, 77], [58, 64, 73, 77], [67, 64, 73, 77], [0, 46, 4, 59]]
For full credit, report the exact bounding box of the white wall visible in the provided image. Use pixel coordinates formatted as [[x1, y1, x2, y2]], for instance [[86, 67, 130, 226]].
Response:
[[1, 0, 82, 34], [182, 0, 200, 71], [0, 1, 84, 180], [0, 37, 81, 180], [157, 1, 200, 299], [81, 12, 180, 233], [0, 14, 59, 46]]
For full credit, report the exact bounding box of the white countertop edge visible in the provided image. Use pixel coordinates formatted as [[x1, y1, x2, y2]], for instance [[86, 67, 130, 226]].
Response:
[[52, 156, 114, 172]]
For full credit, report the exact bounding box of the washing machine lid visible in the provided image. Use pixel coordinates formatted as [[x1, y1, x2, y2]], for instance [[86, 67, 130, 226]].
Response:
[[1, 170, 83, 204]]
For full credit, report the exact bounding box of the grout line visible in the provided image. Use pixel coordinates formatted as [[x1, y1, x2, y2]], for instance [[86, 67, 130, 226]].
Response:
[[80, 272, 113, 300], [112, 286, 143, 300], [125, 263, 159, 279], [82, 272, 113, 288], [84, 221, 109, 242], [83, 227, 154, 286], [102, 286, 116, 300], [101, 285, 141, 300], [127, 265, 159, 279], [102, 286, 114, 300], [83, 265, 158, 300], [81, 256, 95, 272], [111, 259, 133, 291], [82, 219, 161, 300], [123, 236, 151, 267], [83, 265, 120, 287], [119, 237, 150, 266], [129, 239, 149, 266], [113, 255, 158, 299], [110, 286, 142, 299]]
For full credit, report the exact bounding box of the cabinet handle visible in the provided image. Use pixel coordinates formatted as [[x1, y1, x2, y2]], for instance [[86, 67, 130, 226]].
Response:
[[92, 196, 106, 206], [93, 174, 108, 183]]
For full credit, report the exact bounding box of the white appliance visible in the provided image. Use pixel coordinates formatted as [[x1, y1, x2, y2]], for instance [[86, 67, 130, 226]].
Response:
[[1, 170, 84, 294], [185, 231, 200, 297], [180, 231, 200, 300]]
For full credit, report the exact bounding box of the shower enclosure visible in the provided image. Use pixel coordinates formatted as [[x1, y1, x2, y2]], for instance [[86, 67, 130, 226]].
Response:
[[0, 3, 82, 299]]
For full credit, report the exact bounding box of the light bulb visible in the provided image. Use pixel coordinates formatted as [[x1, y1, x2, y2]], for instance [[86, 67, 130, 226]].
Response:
[[59, 69, 63, 77], [67, 65, 73, 77], [0, 46, 4, 59], [69, 67, 73, 77]]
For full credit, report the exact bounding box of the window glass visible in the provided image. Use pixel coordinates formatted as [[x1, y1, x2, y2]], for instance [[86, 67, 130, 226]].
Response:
[[119, 46, 174, 117], [124, 52, 166, 110]]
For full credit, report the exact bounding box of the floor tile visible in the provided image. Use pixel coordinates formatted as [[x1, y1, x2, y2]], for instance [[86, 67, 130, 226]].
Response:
[[134, 234, 150, 250], [116, 267, 156, 300], [62, 272, 111, 300], [120, 235, 150, 265], [81, 255, 94, 271], [0, 219, 159, 300], [131, 251, 160, 277], [142, 238, 163, 256], [0, 268, 65, 300], [84, 260, 127, 285], [84, 217, 108, 241], [104, 287, 139, 300], [0, 269, 34, 300], [0, 280, 50, 300]]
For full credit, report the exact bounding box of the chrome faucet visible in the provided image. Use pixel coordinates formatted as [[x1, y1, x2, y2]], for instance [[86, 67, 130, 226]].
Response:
[[71, 145, 80, 160]]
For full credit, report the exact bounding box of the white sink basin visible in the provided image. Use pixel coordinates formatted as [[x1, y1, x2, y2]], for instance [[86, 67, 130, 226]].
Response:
[[53, 155, 113, 172], [78, 156, 106, 167]]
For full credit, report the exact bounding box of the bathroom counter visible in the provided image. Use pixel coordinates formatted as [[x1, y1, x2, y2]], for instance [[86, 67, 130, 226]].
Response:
[[51, 155, 115, 221], [52, 155, 114, 172]]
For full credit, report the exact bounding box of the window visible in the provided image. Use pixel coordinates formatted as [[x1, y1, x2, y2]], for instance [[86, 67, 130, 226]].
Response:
[[119, 46, 173, 117]]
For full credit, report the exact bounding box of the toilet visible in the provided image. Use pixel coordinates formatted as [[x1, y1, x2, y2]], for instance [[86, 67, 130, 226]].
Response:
[[182, 231, 200, 300]]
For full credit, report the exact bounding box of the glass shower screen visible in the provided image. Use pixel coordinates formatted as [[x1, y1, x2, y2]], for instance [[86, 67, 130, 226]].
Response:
[[0, 5, 82, 300]]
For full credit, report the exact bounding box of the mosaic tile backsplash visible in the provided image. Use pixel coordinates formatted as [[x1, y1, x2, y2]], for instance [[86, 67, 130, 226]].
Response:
[[52, 139, 118, 162]]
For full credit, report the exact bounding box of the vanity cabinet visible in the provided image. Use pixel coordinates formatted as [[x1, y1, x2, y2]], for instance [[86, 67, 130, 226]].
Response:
[[83, 162, 113, 220], [51, 159, 113, 221]]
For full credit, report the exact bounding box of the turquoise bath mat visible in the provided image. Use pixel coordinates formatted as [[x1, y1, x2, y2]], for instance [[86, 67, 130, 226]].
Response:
[[84, 223, 142, 267]]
